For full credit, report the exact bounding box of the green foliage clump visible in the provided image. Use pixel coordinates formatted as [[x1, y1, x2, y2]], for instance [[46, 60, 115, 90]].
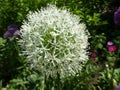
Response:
[[0, 0, 120, 90]]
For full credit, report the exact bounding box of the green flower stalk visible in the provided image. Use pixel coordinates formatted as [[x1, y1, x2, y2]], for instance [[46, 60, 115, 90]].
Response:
[[18, 4, 90, 78]]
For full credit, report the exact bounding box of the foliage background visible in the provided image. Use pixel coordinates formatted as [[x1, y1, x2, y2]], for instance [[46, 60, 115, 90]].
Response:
[[0, 0, 120, 90]]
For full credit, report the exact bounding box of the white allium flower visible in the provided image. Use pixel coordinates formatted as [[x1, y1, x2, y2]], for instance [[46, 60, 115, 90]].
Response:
[[18, 4, 90, 78]]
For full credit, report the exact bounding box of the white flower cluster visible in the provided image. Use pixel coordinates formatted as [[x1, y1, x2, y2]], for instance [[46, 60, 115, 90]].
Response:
[[18, 4, 89, 78]]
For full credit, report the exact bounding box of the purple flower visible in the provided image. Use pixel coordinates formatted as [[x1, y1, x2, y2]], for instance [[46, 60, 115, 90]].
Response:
[[114, 7, 120, 25], [116, 84, 120, 90], [3, 24, 20, 39]]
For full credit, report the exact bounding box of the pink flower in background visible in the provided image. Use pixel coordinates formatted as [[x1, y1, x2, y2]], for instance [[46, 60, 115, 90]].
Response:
[[90, 51, 97, 57], [107, 41, 113, 46], [108, 45, 117, 52], [107, 41, 117, 52], [90, 51, 97, 61]]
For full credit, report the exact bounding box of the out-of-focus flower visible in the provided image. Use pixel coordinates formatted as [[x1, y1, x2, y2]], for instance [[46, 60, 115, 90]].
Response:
[[107, 41, 113, 46], [113, 79, 117, 88], [108, 45, 117, 52], [107, 41, 117, 52], [18, 4, 90, 78], [3, 24, 20, 39], [90, 51, 97, 61], [90, 57, 96, 61], [116, 84, 120, 90], [114, 7, 120, 25], [90, 51, 97, 57]]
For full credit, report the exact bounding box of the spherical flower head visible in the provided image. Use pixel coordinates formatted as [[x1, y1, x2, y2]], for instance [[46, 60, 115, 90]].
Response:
[[18, 4, 90, 78], [114, 7, 120, 25], [3, 24, 20, 39]]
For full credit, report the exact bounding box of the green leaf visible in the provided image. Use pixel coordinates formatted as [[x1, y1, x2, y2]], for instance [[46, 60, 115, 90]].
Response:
[[0, 37, 6, 46], [0, 80, 2, 90], [97, 43, 103, 49]]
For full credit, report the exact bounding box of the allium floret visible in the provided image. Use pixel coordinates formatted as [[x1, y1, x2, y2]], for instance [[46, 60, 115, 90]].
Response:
[[18, 4, 89, 78]]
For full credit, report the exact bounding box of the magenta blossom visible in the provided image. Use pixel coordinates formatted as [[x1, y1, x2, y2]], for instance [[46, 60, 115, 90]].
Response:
[[114, 7, 120, 25], [3, 24, 20, 39], [90, 51, 97, 61], [108, 45, 117, 52], [90, 51, 97, 57]]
